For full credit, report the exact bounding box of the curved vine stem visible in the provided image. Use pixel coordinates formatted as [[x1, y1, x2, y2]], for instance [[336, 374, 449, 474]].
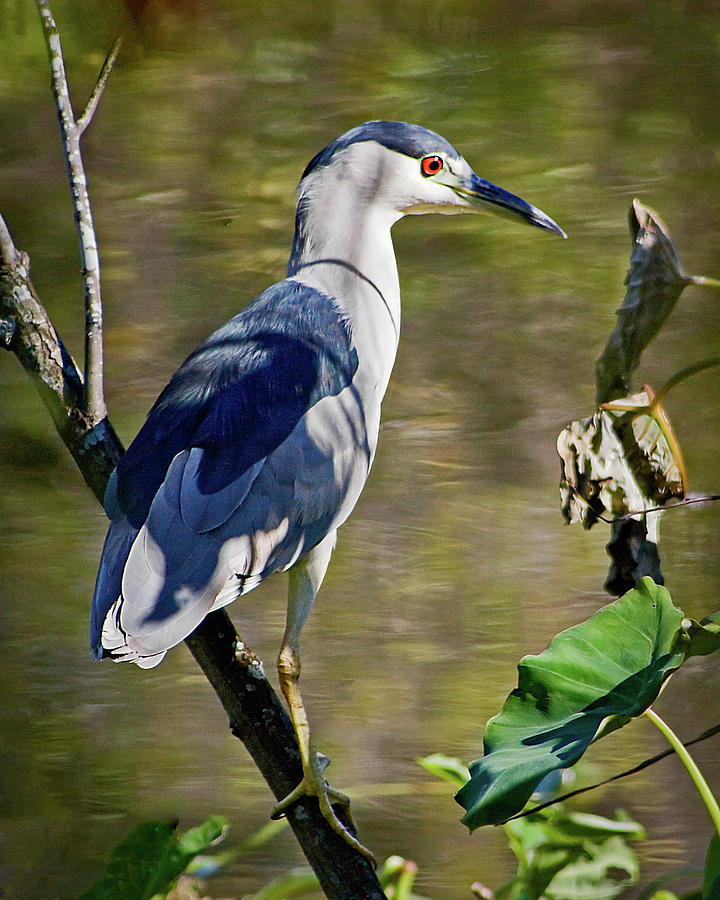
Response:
[[651, 356, 720, 409], [644, 706, 720, 840]]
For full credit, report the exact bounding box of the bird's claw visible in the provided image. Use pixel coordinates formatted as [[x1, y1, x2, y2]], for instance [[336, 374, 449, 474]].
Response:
[[271, 759, 375, 866]]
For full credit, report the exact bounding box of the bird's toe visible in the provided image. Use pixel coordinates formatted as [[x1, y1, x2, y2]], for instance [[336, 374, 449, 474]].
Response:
[[271, 764, 375, 865]]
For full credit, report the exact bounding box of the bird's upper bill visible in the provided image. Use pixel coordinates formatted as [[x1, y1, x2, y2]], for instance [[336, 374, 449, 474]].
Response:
[[448, 171, 567, 238]]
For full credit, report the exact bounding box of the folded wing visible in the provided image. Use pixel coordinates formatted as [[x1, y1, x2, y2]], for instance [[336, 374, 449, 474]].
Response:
[[91, 280, 367, 665]]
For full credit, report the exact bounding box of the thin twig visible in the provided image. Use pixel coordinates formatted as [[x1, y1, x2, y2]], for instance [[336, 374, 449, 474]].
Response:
[[509, 722, 720, 820], [570, 486, 720, 524], [36, 0, 106, 423], [0, 225, 124, 499], [612, 494, 720, 520], [77, 34, 123, 136]]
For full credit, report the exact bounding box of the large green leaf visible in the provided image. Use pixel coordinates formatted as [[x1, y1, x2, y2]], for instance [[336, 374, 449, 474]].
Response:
[[456, 579, 692, 829]]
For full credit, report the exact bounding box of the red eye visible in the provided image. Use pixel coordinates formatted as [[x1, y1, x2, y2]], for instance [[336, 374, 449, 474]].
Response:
[[421, 155, 443, 176]]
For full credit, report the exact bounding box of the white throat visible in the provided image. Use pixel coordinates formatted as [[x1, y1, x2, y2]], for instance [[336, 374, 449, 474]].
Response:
[[287, 149, 404, 395]]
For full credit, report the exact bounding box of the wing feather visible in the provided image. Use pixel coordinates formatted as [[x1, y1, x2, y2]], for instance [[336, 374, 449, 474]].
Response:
[[180, 447, 264, 533], [91, 279, 367, 665]]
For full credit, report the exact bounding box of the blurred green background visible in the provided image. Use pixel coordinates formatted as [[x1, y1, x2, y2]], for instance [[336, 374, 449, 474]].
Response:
[[1, 0, 719, 896]]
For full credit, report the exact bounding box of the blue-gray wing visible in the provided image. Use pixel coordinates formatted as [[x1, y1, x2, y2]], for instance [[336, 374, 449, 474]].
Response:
[[90, 280, 369, 665]]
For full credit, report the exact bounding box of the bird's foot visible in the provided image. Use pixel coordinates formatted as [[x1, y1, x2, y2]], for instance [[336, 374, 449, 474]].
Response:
[[271, 752, 375, 865]]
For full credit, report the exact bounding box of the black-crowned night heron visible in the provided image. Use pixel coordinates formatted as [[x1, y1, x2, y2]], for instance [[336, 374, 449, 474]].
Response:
[[91, 120, 564, 857]]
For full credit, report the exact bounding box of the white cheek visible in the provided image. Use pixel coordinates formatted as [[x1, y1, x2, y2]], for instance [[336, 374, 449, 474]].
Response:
[[400, 176, 471, 214]]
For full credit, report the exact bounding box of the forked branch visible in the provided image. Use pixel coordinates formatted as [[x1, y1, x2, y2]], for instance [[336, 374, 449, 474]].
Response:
[[77, 34, 123, 136], [36, 0, 108, 423]]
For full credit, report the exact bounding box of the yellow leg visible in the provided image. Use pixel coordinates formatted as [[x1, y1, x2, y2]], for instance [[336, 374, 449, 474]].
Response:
[[270, 535, 374, 864]]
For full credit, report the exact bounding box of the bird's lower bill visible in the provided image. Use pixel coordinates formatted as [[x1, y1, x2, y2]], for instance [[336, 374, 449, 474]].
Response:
[[454, 173, 566, 238]]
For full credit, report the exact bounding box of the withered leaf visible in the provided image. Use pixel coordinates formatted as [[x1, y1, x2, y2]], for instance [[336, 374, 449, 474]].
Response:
[[558, 386, 685, 530], [595, 200, 687, 405]]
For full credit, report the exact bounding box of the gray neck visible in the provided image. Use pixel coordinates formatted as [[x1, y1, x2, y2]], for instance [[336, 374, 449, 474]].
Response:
[[286, 166, 403, 395], [288, 163, 402, 314]]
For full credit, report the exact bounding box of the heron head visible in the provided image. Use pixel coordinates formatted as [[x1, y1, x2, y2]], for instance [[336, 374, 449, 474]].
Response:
[[299, 121, 566, 238]]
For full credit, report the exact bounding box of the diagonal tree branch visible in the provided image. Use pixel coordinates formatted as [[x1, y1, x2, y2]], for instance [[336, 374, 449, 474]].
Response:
[[1, 6, 385, 897]]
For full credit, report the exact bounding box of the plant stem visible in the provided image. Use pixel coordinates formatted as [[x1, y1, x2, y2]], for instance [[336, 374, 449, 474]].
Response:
[[684, 275, 720, 289], [644, 707, 720, 839]]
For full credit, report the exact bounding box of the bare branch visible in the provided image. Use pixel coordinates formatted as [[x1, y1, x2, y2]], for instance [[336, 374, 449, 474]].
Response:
[[36, 0, 106, 424], [186, 616, 386, 899], [77, 34, 123, 136]]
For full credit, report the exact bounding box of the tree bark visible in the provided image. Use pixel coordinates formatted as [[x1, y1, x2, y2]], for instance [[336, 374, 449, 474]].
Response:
[[186, 614, 385, 898]]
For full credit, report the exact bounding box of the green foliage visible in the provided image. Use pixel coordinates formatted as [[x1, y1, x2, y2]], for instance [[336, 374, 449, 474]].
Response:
[[499, 806, 643, 900], [237, 852, 436, 900], [417, 753, 469, 787], [421, 755, 644, 900], [183, 818, 287, 879], [456, 578, 699, 829], [78, 816, 227, 900], [78, 812, 438, 900], [704, 835, 720, 900], [378, 855, 435, 900], [445, 574, 720, 899], [240, 867, 321, 900]]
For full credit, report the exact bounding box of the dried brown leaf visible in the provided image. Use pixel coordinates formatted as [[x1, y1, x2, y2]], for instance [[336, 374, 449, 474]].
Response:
[[557, 386, 685, 529]]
